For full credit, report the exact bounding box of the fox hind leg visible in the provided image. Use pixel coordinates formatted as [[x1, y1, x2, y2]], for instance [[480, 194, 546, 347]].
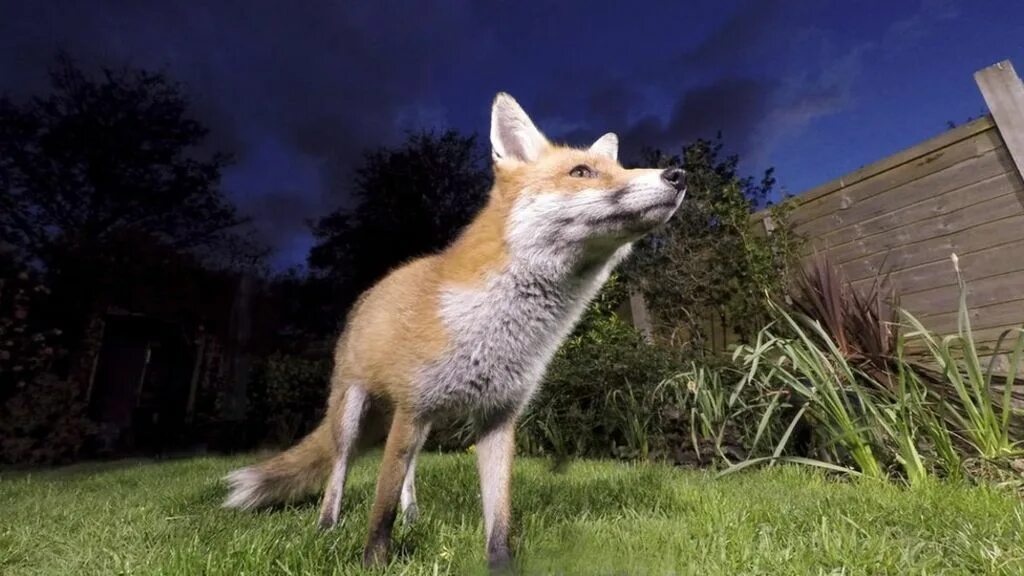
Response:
[[317, 383, 369, 530], [399, 422, 431, 525]]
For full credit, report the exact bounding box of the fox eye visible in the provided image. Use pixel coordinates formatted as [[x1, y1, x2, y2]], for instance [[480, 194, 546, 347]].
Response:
[[569, 164, 596, 178]]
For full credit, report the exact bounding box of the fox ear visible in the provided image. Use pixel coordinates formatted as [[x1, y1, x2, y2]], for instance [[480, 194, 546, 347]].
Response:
[[490, 93, 549, 164], [589, 133, 618, 161]]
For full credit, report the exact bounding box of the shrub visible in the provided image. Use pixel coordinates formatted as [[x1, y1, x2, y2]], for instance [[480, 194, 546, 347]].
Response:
[[624, 138, 802, 351], [732, 303, 887, 478], [517, 274, 690, 462], [247, 352, 331, 447], [0, 268, 95, 465], [902, 255, 1024, 460], [719, 254, 1024, 487], [0, 374, 95, 465], [789, 251, 900, 385]]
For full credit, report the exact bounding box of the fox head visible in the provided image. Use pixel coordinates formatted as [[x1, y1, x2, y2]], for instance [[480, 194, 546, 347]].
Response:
[[489, 93, 685, 267]]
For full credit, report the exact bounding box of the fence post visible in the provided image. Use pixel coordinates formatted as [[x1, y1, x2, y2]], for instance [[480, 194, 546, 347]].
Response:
[[975, 60, 1024, 181], [975, 60, 1024, 378], [628, 289, 654, 343]]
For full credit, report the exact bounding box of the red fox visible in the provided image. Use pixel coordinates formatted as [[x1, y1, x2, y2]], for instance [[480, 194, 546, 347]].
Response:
[[223, 93, 686, 570]]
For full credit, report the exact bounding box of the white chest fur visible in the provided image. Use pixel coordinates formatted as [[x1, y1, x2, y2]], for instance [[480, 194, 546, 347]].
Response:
[[417, 246, 630, 419]]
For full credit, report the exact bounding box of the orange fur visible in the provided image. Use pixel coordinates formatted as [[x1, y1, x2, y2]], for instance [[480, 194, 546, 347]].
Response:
[[330, 141, 639, 401], [223, 92, 684, 571]]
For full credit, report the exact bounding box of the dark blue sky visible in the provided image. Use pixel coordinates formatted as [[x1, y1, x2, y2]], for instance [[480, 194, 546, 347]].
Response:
[[3, 1, 1022, 270]]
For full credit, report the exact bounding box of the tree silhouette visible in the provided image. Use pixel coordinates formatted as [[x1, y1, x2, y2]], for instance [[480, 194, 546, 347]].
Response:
[[309, 131, 490, 312], [0, 53, 252, 267], [0, 52, 266, 364]]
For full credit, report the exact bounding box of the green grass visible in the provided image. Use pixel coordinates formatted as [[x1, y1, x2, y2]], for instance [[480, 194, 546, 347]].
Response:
[[2, 453, 1024, 575]]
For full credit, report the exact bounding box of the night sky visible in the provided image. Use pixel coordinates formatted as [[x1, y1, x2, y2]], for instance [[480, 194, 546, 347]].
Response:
[[3, 1, 1023, 270]]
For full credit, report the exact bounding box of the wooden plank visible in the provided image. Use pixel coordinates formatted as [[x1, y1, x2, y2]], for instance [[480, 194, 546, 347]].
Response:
[[984, 349, 1024, 376], [966, 326, 1024, 355], [827, 192, 1024, 266], [850, 237, 1024, 296], [904, 324, 1024, 358], [976, 60, 1024, 181], [790, 127, 1003, 226], [898, 269, 1024, 318], [749, 123, 998, 228], [839, 213, 1024, 283], [804, 155, 1021, 248], [914, 298, 1024, 334], [774, 116, 996, 209], [924, 327, 1024, 364], [628, 290, 654, 343]]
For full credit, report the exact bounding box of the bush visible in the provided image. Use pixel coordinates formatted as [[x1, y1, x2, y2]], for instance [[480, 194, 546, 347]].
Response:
[[0, 268, 95, 465], [516, 274, 690, 462], [0, 268, 96, 461], [1, 272, 60, 395], [716, 255, 1024, 488], [0, 374, 95, 465], [246, 353, 331, 447], [624, 138, 802, 352]]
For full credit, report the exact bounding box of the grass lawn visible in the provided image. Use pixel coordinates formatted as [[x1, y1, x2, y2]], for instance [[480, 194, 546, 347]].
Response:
[[2, 452, 1024, 575]]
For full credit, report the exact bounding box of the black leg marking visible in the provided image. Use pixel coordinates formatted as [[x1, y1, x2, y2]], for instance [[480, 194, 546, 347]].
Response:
[[362, 505, 398, 567], [487, 519, 513, 573]]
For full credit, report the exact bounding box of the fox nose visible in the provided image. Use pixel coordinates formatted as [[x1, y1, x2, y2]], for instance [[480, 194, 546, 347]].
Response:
[[661, 168, 686, 191]]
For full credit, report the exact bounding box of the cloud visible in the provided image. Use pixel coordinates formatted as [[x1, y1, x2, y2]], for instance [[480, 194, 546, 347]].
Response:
[[603, 0, 954, 168], [0, 0, 965, 268], [619, 77, 779, 160], [0, 0, 482, 264], [879, 0, 960, 57], [673, 0, 797, 72], [533, 0, 830, 163]]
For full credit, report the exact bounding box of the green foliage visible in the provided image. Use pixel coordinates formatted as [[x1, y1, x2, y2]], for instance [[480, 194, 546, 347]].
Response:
[[657, 361, 775, 467], [625, 137, 801, 351], [0, 373, 95, 465], [902, 255, 1024, 461], [517, 274, 689, 461], [0, 272, 62, 394], [716, 259, 1024, 487], [247, 353, 331, 447], [0, 267, 95, 465], [732, 302, 886, 479]]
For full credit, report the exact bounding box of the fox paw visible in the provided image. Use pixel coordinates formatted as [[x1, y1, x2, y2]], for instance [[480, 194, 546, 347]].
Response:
[[402, 503, 419, 525]]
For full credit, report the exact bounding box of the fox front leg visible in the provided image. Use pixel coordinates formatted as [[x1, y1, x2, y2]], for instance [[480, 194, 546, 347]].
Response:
[[476, 416, 516, 572], [362, 410, 429, 567]]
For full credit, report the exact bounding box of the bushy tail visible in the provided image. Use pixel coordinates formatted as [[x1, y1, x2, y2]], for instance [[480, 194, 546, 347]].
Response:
[[222, 421, 334, 510]]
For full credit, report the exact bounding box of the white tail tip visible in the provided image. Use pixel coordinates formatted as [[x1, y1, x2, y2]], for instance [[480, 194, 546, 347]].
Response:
[[222, 466, 266, 510]]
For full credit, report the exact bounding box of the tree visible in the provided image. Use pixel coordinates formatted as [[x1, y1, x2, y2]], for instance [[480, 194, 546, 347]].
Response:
[[0, 52, 265, 379], [0, 53, 253, 267], [309, 131, 490, 312], [623, 136, 801, 351], [263, 269, 341, 345]]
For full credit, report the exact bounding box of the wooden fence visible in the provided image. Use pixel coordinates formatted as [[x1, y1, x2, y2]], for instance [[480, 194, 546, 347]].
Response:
[[751, 59, 1024, 369]]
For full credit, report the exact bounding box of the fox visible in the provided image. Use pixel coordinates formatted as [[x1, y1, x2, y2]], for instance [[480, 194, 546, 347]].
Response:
[[222, 93, 686, 571]]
